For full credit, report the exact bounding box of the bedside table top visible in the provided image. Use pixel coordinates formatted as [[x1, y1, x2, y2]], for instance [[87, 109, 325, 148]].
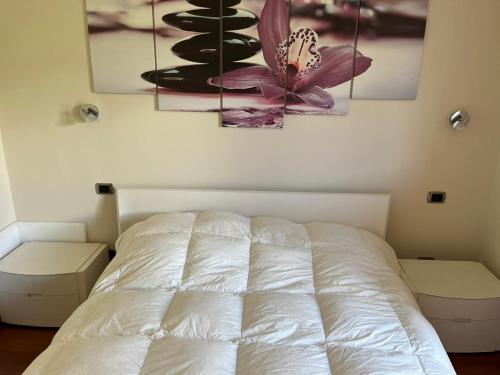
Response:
[[0, 242, 105, 276], [399, 259, 500, 300]]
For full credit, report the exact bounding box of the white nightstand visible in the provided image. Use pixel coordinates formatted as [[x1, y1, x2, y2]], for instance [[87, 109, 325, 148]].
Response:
[[0, 242, 109, 327], [400, 259, 500, 353]]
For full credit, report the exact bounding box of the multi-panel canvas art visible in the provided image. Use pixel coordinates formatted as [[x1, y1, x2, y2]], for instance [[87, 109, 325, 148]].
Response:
[[85, 0, 429, 127]]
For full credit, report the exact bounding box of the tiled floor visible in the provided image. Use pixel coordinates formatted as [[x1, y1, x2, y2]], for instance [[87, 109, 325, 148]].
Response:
[[0, 322, 499, 375]]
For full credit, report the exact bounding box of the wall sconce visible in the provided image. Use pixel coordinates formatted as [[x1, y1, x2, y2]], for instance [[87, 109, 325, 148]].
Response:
[[449, 110, 470, 130], [78, 104, 100, 122]]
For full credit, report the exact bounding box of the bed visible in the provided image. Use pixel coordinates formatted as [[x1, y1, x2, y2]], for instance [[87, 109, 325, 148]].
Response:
[[25, 188, 455, 374]]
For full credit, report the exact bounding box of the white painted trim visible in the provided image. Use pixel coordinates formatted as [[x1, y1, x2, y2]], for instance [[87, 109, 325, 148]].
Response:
[[116, 187, 391, 239], [0, 222, 87, 260]]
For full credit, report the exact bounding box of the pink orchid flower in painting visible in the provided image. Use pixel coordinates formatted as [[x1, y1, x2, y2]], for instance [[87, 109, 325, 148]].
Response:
[[208, 0, 372, 109]]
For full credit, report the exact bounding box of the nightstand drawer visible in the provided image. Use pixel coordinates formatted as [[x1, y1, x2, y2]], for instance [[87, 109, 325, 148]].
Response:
[[429, 318, 500, 353], [0, 272, 79, 296], [419, 295, 500, 321], [0, 291, 80, 327]]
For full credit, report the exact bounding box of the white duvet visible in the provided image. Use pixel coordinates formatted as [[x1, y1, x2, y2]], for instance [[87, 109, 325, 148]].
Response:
[[25, 211, 455, 374]]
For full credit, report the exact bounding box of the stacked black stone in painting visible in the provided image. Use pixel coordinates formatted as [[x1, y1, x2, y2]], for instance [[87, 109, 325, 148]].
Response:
[[142, 0, 261, 93]]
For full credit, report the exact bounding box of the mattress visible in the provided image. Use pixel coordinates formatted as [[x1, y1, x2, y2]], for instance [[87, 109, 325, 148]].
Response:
[[25, 211, 455, 374]]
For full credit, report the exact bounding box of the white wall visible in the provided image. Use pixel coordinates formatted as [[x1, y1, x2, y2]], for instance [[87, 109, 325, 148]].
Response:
[[0, 0, 499, 266], [0, 121, 16, 228]]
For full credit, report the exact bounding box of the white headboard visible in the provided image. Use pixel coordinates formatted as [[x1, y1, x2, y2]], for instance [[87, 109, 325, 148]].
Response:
[[115, 188, 391, 238]]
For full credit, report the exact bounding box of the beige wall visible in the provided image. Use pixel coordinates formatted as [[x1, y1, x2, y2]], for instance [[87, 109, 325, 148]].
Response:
[[483, 155, 500, 277], [0, 0, 499, 265], [0, 124, 16, 229]]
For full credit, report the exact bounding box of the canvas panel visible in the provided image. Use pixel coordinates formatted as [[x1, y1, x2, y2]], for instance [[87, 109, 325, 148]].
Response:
[[285, 0, 366, 115], [152, 0, 222, 112], [218, 0, 289, 128], [352, 0, 429, 100], [85, 0, 156, 94]]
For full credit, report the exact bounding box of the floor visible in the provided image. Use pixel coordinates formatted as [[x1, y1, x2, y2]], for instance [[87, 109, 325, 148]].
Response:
[[0, 323, 55, 375], [1, 323, 499, 375]]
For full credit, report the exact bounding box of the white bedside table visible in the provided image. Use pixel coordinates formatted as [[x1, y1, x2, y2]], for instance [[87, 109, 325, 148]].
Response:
[[0, 242, 109, 327], [400, 259, 500, 353]]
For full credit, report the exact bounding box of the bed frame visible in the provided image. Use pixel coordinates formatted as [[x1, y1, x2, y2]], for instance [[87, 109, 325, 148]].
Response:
[[115, 188, 391, 238]]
